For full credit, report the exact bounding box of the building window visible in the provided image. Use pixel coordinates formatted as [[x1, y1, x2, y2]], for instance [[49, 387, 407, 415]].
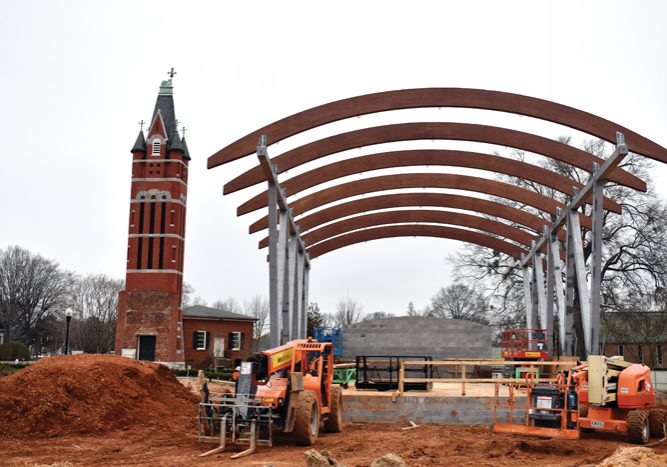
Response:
[[193, 331, 209, 350], [618, 344, 624, 357], [130, 209, 135, 227], [152, 140, 161, 156], [658, 345, 664, 366], [230, 332, 241, 351], [638, 344, 644, 363]]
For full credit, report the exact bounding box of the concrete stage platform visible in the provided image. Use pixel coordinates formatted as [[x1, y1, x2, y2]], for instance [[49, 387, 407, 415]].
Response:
[[342, 383, 527, 425]]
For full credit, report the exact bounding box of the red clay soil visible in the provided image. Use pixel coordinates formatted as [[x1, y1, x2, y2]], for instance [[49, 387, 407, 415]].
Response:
[[2, 422, 667, 466], [2, 357, 667, 466], [0, 354, 198, 438]]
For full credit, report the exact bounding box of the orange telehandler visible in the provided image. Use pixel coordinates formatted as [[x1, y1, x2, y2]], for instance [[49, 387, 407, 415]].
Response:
[[494, 355, 665, 444], [197, 338, 343, 458]]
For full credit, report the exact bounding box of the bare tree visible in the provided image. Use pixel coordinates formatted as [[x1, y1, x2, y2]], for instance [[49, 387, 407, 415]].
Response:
[[243, 295, 269, 341], [69, 274, 123, 353], [362, 311, 395, 321], [0, 246, 73, 343], [427, 283, 489, 324], [406, 302, 419, 317], [449, 138, 667, 354], [212, 297, 241, 314], [333, 297, 363, 327]]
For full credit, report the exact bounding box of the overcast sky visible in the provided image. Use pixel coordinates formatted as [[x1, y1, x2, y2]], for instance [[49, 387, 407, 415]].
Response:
[[2, 1, 666, 317]]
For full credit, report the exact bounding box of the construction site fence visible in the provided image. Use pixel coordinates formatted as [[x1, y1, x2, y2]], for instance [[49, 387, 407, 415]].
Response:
[[395, 360, 570, 397]]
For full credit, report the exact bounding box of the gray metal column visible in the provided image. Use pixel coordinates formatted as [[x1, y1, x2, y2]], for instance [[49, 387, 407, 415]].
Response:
[[549, 230, 567, 355], [567, 204, 591, 356], [302, 266, 310, 336], [286, 231, 297, 341], [523, 263, 535, 330], [543, 229, 555, 355], [590, 163, 605, 355], [267, 181, 281, 348], [533, 251, 547, 330], [278, 210, 289, 345], [294, 251, 305, 339]]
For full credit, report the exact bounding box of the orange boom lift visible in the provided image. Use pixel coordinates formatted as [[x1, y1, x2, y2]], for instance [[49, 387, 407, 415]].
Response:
[[494, 356, 665, 443]]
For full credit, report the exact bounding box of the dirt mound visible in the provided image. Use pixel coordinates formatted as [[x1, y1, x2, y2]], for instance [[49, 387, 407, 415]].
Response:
[[597, 446, 667, 466], [0, 354, 198, 438]]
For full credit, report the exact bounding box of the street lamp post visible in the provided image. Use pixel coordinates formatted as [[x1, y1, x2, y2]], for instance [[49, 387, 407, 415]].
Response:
[[64, 308, 73, 355]]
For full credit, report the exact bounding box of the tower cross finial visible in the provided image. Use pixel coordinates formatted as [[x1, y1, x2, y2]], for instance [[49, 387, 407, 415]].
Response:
[[181, 126, 187, 139], [139, 119, 145, 131], [168, 67, 177, 79]]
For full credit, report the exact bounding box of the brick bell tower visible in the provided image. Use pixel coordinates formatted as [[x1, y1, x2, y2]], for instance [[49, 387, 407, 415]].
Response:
[[115, 72, 190, 365]]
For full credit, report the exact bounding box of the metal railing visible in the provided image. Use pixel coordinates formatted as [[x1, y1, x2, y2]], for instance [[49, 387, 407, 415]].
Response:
[[395, 360, 573, 397]]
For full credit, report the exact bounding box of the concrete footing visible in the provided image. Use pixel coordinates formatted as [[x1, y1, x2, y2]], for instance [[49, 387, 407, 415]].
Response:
[[343, 391, 525, 425]]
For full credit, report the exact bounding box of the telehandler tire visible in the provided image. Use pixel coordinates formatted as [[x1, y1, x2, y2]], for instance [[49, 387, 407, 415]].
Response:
[[627, 409, 650, 444], [649, 408, 667, 438], [324, 386, 343, 433], [293, 390, 320, 446]]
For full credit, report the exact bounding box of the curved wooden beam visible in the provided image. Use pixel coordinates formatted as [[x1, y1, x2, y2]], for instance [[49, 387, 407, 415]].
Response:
[[259, 210, 536, 250], [209, 88, 667, 169], [223, 123, 645, 194], [249, 192, 568, 243], [238, 149, 621, 215], [306, 224, 526, 260], [243, 173, 594, 230]]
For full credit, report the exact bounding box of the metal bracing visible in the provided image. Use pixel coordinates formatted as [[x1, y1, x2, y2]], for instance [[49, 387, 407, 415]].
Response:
[[257, 136, 310, 347], [521, 132, 629, 357]]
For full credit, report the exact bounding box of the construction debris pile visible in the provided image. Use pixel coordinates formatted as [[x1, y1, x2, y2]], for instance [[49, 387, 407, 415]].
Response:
[[0, 354, 197, 438], [597, 446, 667, 467]]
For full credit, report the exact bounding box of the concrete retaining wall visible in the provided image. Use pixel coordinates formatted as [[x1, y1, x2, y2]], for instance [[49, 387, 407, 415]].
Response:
[[342, 317, 492, 360], [343, 394, 525, 425]]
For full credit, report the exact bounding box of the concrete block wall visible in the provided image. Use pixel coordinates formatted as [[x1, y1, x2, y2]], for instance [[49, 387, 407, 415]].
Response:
[[342, 317, 492, 360]]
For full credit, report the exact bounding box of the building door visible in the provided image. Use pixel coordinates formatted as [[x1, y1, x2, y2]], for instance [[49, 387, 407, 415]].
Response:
[[214, 337, 225, 358], [138, 335, 156, 361]]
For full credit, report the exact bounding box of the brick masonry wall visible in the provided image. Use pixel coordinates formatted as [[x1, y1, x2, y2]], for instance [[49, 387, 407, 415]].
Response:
[[183, 318, 255, 369], [115, 289, 182, 362], [604, 342, 666, 369], [342, 317, 492, 360]]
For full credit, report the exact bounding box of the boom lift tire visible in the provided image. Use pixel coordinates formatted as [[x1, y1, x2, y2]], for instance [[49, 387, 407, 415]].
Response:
[[324, 386, 343, 433], [649, 408, 667, 438], [293, 390, 320, 446], [627, 409, 650, 444]]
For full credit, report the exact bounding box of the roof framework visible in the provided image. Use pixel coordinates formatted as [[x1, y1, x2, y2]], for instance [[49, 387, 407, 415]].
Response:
[[208, 88, 667, 354]]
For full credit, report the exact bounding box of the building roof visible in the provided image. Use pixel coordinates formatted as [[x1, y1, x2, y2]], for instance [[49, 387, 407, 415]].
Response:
[[152, 80, 177, 143], [183, 305, 257, 321], [131, 131, 146, 152]]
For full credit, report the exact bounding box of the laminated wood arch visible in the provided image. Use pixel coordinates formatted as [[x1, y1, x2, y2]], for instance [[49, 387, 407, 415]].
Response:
[[260, 210, 537, 251], [238, 149, 621, 215], [306, 224, 526, 260], [245, 173, 594, 230], [222, 122, 645, 194], [209, 88, 667, 168], [249, 192, 568, 243]]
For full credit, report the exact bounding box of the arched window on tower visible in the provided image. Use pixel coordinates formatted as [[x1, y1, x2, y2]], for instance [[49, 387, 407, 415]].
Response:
[[152, 140, 161, 156]]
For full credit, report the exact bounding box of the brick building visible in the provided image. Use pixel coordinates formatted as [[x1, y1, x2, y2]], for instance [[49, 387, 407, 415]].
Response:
[[183, 305, 256, 369], [115, 75, 190, 365], [602, 312, 667, 369]]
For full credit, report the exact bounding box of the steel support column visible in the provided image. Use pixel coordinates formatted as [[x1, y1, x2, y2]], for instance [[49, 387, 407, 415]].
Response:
[[548, 229, 566, 355], [567, 203, 591, 356], [590, 163, 605, 355], [267, 180, 281, 348], [523, 263, 535, 331], [294, 250, 305, 339], [257, 135, 311, 346]]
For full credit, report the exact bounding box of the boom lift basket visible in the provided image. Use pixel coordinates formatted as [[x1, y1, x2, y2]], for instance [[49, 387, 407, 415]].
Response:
[[493, 381, 580, 439]]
